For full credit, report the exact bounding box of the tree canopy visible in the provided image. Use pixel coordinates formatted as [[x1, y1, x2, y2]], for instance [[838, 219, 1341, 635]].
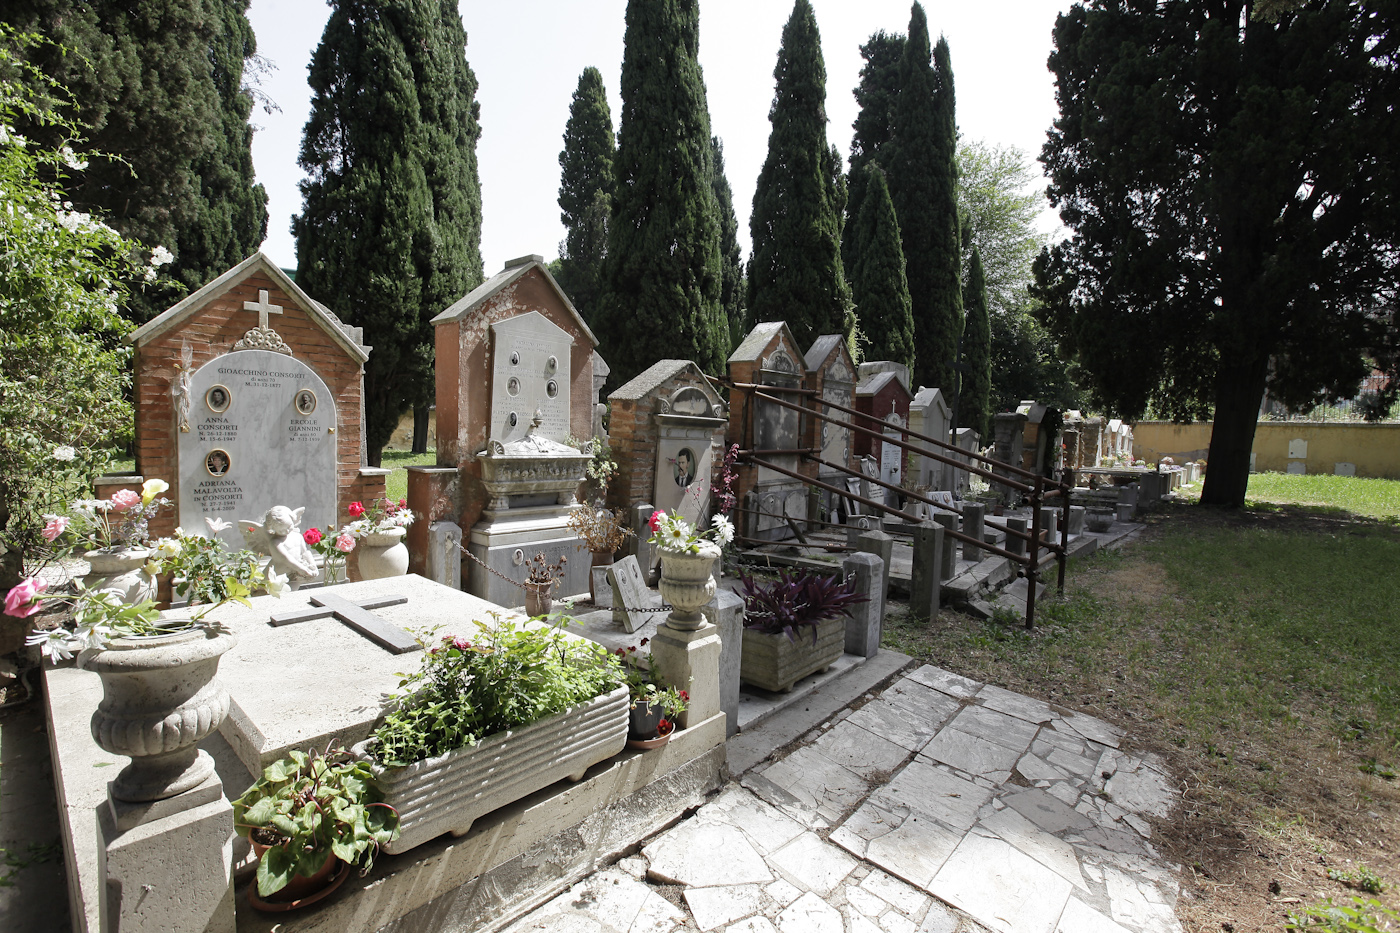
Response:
[[294, 0, 482, 466], [849, 164, 914, 375], [1033, 0, 1399, 506], [747, 0, 852, 351], [841, 30, 904, 290], [595, 0, 727, 386], [556, 67, 615, 325], [711, 136, 747, 351]]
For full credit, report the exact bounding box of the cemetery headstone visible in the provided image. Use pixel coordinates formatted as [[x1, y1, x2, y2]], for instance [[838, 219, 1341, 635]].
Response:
[[908, 387, 950, 489], [608, 554, 651, 634]]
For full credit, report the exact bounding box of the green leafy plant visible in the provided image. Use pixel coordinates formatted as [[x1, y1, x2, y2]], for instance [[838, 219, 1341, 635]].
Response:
[[365, 617, 623, 768], [1328, 865, 1387, 896], [613, 640, 688, 737], [738, 569, 867, 644], [232, 745, 399, 897], [1287, 897, 1400, 931]]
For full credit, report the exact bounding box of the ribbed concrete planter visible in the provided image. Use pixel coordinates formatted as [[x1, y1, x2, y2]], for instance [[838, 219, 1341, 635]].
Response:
[[356, 685, 629, 854], [740, 617, 845, 693]]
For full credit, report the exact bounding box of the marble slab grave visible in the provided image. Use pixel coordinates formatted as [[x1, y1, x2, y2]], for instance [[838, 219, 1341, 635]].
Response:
[[212, 574, 530, 772], [178, 348, 337, 550], [489, 311, 573, 445]]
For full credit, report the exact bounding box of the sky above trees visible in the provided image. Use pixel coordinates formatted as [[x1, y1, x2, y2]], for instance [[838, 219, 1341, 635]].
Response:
[[247, 0, 1069, 275]]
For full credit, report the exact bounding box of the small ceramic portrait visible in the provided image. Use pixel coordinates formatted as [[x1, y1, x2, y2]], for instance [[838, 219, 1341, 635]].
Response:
[[206, 385, 231, 413]]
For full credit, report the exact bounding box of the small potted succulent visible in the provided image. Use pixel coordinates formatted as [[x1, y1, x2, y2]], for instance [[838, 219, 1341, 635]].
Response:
[[522, 551, 567, 617], [233, 744, 400, 910], [737, 569, 867, 693], [614, 640, 689, 749], [345, 498, 414, 580], [567, 505, 634, 600], [353, 617, 627, 853]]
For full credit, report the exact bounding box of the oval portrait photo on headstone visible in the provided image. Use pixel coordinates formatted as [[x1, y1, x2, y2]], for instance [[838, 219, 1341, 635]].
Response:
[[206, 448, 232, 477], [205, 384, 231, 413], [674, 447, 696, 488], [294, 388, 317, 415]]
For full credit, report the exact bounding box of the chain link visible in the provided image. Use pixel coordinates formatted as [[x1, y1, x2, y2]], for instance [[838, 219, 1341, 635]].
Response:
[[456, 543, 673, 614]]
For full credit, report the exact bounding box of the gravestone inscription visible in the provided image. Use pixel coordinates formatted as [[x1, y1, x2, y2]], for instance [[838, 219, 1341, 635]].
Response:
[[608, 555, 651, 634], [490, 312, 573, 445]]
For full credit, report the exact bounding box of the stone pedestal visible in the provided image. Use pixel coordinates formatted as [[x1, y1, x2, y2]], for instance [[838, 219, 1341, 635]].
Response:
[[406, 465, 460, 578], [651, 622, 722, 732], [908, 522, 943, 622], [855, 529, 893, 600], [962, 503, 986, 563], [98, 775, 235, 933], [932, 512, 958, 581], [840, 552, 884, 656], [1005, 517, 1028, 557], [702, 591, 744, 738], [630, 503, 658, 585], [425, 520, 463, 590], [468, 506, 589, 606], [1067, 505, 1086, 536]]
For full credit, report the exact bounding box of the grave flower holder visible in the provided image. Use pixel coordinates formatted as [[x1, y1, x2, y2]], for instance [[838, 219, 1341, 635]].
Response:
[[656, 541, 721, 632], [739, 618, 845, 693], [84, 625, 237, 801], [82, 546, 158, 606], [357, 528, 409, 579]]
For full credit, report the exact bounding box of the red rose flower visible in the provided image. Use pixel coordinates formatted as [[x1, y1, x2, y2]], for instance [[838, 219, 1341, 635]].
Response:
[[399, 498, 407, 509], [303, 527, 323, 545], [648, 510, 664, 532], [348, 501, 365, 518]]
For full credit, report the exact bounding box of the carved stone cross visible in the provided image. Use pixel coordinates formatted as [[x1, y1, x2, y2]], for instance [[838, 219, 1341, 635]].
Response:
[[268, 592, 420, 654], [242, 289, 284, 329]]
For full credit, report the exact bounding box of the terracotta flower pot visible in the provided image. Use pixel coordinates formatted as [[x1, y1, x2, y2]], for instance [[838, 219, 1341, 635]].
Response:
[[523, 580, 554, 617], [247, 841, 348, 912], [356, 529, 408, 580]]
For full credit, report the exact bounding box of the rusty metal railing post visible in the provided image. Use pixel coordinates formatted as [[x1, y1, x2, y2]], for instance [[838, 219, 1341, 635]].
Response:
[[1026, 473, 1042, 629], [1058, 474, 1070, 594]]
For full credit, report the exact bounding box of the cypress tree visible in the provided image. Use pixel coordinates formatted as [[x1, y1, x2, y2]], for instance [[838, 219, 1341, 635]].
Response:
[[596, 0, 727, 385], [747, 0, 851, 350], [556, 67, 615, 324], [710, 136, 747, 351], [887, 5, 961, 393], [1, 0, 269, 320], [294, 0, 483, 466], [961, 246, 992, 439], [842, 31, 904, 285], [850, 164, 914, 374]]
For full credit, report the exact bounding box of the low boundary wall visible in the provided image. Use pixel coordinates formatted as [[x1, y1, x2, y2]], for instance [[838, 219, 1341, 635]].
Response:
[[1132, 421, 1400, 479]]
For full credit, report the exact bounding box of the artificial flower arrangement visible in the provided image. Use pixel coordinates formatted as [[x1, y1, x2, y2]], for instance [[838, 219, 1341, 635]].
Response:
[[14, 516, 287, 661], [613, 639, 689, 742], [345, 498, 414, 538], [646, 509, 735, 555], [302, 524, 356, 583]]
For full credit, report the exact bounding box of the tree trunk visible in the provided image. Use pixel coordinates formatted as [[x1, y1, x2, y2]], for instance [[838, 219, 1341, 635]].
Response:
[[412, 405, 430, 454], [1201, 355, 1270, 508]]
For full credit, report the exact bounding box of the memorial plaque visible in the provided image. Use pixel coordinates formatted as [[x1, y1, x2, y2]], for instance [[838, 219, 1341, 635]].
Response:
[[608, 555, 651, 634], [489, 311, 573, 444], [654, 438, 713, 517], [178, 349, 337, 550]]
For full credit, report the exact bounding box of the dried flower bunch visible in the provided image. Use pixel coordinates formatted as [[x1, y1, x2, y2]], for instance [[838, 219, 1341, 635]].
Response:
[[567, 505, 634, 554]]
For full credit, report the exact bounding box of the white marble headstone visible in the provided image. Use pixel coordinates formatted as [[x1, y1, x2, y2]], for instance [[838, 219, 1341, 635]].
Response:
[[608, 555, 651, 634], [178, 349, 337, 550], [489, 311, 573, 444]]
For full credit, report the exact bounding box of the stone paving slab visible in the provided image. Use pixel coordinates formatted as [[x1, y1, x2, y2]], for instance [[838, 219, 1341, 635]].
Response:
[[498, 666, 1181, 933]]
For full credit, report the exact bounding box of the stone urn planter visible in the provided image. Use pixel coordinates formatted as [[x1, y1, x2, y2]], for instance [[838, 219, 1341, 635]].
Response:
[[82, 625, 238, 801], [740, 617, 845, 693], [1085, 509, 1114, 533], [354, 685, 629, 854], [657, 542, 721, 631], [356, 529, 409, 580], [82, 546, 157, 605]]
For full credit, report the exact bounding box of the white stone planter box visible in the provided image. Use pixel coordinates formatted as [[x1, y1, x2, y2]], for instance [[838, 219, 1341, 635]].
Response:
[[355, 685, 629, 853], [740, 617, 846, 693]]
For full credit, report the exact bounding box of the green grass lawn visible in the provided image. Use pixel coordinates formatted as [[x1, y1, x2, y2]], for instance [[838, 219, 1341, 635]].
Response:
[[1245, 471, 1400, 521], [380, 449, 436, 502]]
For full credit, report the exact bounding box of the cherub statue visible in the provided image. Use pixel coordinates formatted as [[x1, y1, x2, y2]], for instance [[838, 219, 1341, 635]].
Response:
[[240, 506, 319, 591]]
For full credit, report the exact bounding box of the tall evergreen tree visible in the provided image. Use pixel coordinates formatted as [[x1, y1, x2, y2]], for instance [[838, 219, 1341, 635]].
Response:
[[294, 0, 483, 466], [961, 246, 992, 439], [1, 0, 269, 320], [842, 31, 904, 285], [849, 164, 914, 374], [556, 67, 615, 324], [747, 0, 851, 350], [596, 0, 727, 385], [886, 5, 961, 393], [710, 136, 746, 351]]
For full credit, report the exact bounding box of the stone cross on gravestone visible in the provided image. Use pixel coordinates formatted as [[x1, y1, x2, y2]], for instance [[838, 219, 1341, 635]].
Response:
[[242, 289, 283, 329], [268, 592, 421, 654]]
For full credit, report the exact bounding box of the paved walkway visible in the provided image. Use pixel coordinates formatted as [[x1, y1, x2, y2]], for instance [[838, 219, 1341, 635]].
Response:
[[502, 665, 1180, 933]]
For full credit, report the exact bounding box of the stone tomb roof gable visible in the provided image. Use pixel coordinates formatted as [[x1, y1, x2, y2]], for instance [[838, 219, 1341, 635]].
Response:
[[913, 386, 950, 417], [433, 255, 597, 346], [727, 321, 811, 374], [610, 359, 696, 402], [856, 370, 908, 400], [127, 251, 369, 363], [804, 334, 845, 372]]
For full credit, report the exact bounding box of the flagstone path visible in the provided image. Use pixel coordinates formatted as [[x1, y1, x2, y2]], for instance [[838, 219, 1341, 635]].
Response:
[[502, 664, 1181, 933]]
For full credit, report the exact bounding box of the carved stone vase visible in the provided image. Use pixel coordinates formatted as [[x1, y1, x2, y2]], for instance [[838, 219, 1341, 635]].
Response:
[[356, 529, 409, 580], [82, 625, 237, 802], [82, 546, 157, 605], [657, 542, 721, 631]]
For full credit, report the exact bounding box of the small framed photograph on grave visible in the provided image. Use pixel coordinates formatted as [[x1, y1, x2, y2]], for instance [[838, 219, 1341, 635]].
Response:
[[295, 388, 317, 415], [205, 384, 231, 413], [206, 448, 231, 477], [674, 447, 696, 488]]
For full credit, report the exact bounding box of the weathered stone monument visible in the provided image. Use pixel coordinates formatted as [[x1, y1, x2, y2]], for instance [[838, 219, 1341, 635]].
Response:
[[855, 368, 911, 510], [908, 386, 951, 491], [805, 336, 856, 521], [126, 252, 386, 553], [424, 256, 600, 604]]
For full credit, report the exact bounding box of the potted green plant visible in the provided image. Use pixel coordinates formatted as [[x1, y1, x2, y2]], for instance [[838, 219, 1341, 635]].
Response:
[[567, 505, 634, 600], [737, 569, 867, 693], [352, 616, 627, 853], [613, 641, 688, 749], [233, 744, 400, 910]]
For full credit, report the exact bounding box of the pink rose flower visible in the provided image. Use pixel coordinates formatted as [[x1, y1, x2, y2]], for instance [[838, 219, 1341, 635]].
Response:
[[648, 510, 664, 533], [41, 516, 69, 542], [110, 489, 141, 512], [335, 533, 356, 553], [303, 527, 323, 546], [4, 577, 48, 618]]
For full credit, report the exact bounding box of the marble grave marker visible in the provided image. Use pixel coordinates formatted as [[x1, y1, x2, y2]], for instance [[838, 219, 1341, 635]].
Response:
[[490, 311, 573, 445]]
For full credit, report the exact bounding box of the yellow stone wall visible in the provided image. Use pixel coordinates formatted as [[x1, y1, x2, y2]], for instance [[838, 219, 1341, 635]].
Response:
[[1132, 421, 1400, 478]]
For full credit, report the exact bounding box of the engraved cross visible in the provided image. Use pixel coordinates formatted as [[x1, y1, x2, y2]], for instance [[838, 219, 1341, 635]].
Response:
[[242, 289, 284, 329]]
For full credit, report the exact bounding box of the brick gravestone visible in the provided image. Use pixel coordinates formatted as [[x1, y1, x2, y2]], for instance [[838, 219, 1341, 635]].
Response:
[[126, 252, 386, 554], [419, 256, 601, 604], [855, 368, 911, 509]]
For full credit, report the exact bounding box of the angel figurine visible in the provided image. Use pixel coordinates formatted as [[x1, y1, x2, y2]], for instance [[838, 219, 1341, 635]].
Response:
[[240, 506, 319, 591]]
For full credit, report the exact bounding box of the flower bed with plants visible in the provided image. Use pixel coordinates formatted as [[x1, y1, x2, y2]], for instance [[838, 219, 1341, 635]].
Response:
[[353, 617, 626, 853], [738, 569, 866, 693]]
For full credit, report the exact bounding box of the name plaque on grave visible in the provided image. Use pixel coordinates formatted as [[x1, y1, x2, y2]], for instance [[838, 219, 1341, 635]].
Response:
[[178, 349, 337, 550], [608, 555, 651, 634], [489, 312, 573, 445]]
